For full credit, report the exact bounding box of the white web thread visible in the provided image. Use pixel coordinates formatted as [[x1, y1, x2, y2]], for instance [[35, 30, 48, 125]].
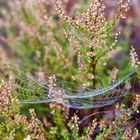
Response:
[[1, 67, 139, 109]]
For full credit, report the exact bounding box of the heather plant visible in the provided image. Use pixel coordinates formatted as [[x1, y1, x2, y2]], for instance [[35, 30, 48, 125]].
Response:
[[0, 80, 47, 140], [1, 0, 140, 140], [0, 0, 130, 87], [53, 0, 129, 88], [0, 0, 75, 80]]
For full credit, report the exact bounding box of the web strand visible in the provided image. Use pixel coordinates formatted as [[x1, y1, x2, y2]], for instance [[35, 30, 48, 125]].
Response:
[[1, 67, 140, 109]]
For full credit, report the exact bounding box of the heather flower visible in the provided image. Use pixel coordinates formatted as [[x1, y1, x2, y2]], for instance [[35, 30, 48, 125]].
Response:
[[47, 75, 69, 118], [54, 0, 129, 88], [68, 114, 79, 130], [85, 119, 98, 139], [26, 109, 46, 140], [129, 46, 140, 68], [0, 80, 15, 113]]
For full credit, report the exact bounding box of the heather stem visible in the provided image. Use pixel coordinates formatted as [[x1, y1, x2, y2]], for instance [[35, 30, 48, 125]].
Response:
[[91, 47, 97, 89]]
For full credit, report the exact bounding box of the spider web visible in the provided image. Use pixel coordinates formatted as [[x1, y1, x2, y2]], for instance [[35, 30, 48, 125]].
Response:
[[1, 68, 139, 109]]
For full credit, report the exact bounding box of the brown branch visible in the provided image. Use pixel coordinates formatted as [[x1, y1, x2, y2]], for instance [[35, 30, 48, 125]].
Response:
[[92, 58, 97, 89], [78, 110, 113, 126]]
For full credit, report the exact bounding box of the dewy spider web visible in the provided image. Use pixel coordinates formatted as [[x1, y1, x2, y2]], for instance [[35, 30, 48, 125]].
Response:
[[1, 67, 140, 109]]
